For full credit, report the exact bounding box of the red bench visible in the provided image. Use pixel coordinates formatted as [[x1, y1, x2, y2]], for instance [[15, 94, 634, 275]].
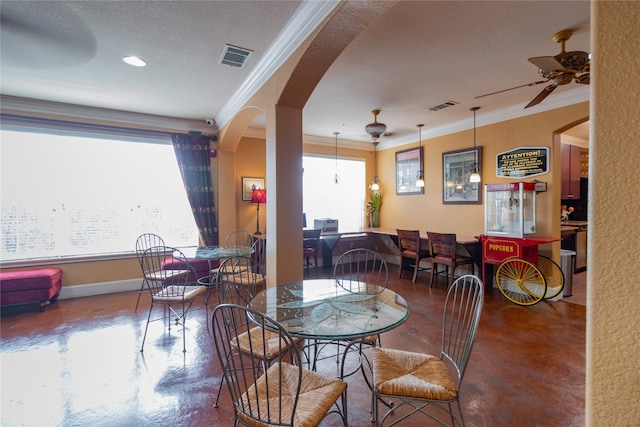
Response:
[[0, 268, 62, 311]]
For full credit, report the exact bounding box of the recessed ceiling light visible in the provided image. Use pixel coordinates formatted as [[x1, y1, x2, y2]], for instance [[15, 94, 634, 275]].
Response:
[[122, 56, 146, 67]]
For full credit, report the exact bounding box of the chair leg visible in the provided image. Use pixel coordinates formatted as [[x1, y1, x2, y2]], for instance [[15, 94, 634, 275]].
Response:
[[412, 260, 419, 282], [429, 262, 436, 287], [140, 303, 154, 352], [134, 279, 146, 313]]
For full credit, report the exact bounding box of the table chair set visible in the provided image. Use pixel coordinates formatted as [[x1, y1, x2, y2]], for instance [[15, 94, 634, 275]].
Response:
[[135, 230, 255, 354]]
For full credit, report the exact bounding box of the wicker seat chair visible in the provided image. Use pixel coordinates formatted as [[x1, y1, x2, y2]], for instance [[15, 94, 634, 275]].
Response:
[[134, 233, 165, 312], [331, 248, 389, 381], [212, 303, 348, 427], [212, 255, 300, 408], [371, 274, 484, 426], [139, 246, 208, 353]]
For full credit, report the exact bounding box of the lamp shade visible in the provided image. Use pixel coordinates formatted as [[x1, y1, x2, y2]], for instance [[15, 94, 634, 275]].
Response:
[[251, 188, 266, 204]]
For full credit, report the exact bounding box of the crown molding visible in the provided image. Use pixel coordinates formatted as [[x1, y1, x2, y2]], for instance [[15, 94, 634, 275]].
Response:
[[216, 1, 340, 129]]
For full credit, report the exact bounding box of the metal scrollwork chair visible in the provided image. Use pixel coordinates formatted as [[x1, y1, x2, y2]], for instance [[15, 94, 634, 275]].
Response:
[[134, 233, 165, 312], [331, 248, 389, 382], [213, 255, 300, 408], [212, 303, 349, 427], [139, 246, 208, 353], [371, 274, 484, 426]]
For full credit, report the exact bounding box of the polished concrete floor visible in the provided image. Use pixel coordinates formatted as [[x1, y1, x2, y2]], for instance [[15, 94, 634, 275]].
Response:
[[1, 266, 586, 426]]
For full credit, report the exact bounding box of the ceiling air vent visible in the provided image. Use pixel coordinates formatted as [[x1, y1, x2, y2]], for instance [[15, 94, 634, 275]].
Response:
[[218, 44, 253, 68], [428, 100, 459, 112]]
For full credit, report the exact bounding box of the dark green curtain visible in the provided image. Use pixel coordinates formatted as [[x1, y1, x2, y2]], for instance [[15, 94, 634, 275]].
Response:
[[171, 132, 218, 246]]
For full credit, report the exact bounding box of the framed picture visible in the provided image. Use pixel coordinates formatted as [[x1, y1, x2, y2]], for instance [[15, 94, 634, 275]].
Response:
[[442, 147, 482, 204], [395, 147, 424, 195], [242, 177, 264, 201]]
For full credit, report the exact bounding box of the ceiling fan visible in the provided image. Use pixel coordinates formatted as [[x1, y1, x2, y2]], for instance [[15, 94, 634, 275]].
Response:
[[476, 29, 590, 108]]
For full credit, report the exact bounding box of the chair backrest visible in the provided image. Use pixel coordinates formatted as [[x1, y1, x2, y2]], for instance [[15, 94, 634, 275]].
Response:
[[212, 303, 302, 426], [141, 246, 195, 296], [333, 248, 388, 291], [396, 229, 421, 254], [135, 233, 165, 266], [251, 236, 266, 275], [216, 256, 265, 306], [302, 228, 322, 250], [224, 229, 254, 248], [440, 274, 484, 387], [427, 231, 457, 259]]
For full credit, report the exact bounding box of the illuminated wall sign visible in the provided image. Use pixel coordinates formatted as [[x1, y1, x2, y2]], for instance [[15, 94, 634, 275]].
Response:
[[496, 146, 549, 178]]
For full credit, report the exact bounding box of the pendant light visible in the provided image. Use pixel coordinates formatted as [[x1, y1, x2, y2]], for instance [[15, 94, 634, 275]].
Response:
[[469, 107, 481, 183], [369, 140, 380, 191], [416, 124, 425, 187], [333, 131, 340, 184]]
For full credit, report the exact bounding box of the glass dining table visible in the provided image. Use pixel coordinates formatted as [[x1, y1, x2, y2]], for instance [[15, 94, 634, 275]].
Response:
[[248, 278, 409, 341], [175, 245, 253, 286]]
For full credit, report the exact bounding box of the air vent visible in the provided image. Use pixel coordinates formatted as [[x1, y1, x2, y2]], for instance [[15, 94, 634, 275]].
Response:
[[218, 44, 253, 68], [428, 100, 459, 111]]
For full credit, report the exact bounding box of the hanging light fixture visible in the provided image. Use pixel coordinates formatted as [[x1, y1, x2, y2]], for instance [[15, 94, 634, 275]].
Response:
[[469, 107, 481, 183], [333, 131, 340, 184], [365, 109, 387, 141], [416, 124, 425, 187], [369, 140, 380, 191]]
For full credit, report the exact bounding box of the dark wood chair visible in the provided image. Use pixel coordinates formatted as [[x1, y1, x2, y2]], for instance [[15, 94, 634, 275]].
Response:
[[427, 231, 475, 288], [303, 228, 322, 271], [397, 229, 431, 282]]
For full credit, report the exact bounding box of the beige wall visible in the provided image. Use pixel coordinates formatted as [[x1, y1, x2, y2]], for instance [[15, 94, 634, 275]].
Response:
[[589, 2, 640, 425]]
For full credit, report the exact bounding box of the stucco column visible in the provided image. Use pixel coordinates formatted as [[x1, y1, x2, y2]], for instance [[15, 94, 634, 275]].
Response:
[[264, 104, 304, 286]]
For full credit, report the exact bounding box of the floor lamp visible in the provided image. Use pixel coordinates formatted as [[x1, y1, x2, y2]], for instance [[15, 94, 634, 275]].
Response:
[[251, 188, 266, 236]]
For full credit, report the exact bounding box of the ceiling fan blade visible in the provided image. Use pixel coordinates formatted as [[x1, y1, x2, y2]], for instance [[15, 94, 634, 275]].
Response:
[[524, 83, 558, 109], [575, 73, 590, 84], [528, 56, 567, 73], [475, 80, 549, 99]]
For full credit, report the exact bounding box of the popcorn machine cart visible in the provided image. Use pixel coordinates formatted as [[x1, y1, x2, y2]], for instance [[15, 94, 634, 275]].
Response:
[[480, 182, 564, 305]]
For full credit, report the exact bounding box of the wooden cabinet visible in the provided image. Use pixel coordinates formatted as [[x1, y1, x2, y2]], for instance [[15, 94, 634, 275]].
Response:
[[561, 144, 588, 199]]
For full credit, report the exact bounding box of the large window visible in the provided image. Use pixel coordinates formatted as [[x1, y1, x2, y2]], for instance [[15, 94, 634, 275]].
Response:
[[0, 126, 199, 263], [303, 155, 365, 230]]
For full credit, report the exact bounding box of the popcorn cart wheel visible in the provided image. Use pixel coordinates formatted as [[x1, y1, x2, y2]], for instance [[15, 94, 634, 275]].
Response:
[[481, 235, 565, 306], [495, 255, 564, 306]]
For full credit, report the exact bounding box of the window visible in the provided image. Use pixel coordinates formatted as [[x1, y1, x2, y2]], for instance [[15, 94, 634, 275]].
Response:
[[1, 126, 199, 263], [303, 155, 365, 230]]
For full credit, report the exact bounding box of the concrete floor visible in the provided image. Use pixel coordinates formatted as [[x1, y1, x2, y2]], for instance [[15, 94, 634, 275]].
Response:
[[0, 265, 585, 426]]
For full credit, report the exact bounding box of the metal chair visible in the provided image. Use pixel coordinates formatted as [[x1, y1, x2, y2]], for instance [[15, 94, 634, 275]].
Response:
[[371, 275, 484, 426], [250, 236, 266, 278], [427, 232, 475, 288], [210, 230, 255, 278], [397, 229, 431, 282], [134, 233, 165, 312], [213, 255, 298, 407], [139, 246, 208, 353], [332, 248, 389, 382], [212, 303, 348, 427]]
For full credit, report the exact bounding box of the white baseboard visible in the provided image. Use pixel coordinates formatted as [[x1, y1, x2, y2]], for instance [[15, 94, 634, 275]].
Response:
[[59, 278, 141, 300]]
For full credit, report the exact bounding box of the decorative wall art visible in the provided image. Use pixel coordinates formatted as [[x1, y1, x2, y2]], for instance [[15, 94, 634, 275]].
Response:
[[395, 147, 424, 195], [442, 147, 482, 204], [242, 177, 264, 201]]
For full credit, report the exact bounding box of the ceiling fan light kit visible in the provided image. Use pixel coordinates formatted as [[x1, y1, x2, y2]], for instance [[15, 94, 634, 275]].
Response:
[[365, 109, 387, 141]]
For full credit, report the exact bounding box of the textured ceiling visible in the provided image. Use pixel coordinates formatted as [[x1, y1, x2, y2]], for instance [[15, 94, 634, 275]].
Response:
[[0, 1, 591, 148]]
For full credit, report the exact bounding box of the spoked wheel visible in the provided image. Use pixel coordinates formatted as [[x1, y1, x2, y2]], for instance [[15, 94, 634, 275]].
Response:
[[496, 258, 547, 306], [537, 255, 565, 299]]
